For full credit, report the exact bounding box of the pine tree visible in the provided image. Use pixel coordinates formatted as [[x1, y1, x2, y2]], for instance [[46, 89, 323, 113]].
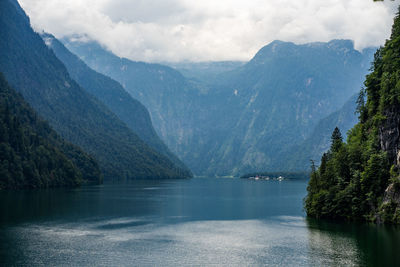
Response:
[[330, 127, 343, 153], [305, 6, 400, 223]]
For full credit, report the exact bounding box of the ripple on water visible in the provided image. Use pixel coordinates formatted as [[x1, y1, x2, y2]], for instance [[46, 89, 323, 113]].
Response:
[[3, 217, 362, 266]]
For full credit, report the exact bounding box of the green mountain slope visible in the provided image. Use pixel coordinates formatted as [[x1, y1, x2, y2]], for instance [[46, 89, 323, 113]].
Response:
[[41, 33, 191, 174], [0, 73, 102, 189], [305, 8, 400, 224], [0, 0, 191, 180]]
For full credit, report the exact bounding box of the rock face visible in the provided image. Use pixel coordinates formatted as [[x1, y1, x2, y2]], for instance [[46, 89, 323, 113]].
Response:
[[283, 94, 359, 169], [383, 183, 400, 206], [379, 105, 400, 166], [374, 8, 400, 223], [380, 182, 400, 224], [379, 105, 400, 223]]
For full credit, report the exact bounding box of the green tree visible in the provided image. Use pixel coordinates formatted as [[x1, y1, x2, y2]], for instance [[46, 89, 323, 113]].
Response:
[[305, 6, 400, 223], [0, 73, 102, 189], [330, 127, 343, 153]]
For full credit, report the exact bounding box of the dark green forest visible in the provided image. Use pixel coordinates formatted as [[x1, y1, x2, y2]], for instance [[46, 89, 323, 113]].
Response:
[[0, 0, 192, 180], [305, 9, 400, 224], [0, 73, 102, 189]]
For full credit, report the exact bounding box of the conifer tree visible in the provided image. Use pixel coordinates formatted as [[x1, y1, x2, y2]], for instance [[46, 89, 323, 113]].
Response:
[[305, 6, 400, 223]]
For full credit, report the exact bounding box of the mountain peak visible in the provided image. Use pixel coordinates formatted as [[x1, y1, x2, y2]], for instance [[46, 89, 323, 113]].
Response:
[[250, 39, 357, 65], [326, 39, 355, 51]]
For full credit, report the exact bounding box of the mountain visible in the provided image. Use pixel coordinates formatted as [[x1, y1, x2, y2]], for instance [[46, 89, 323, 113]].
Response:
[[41, 33, 191, 174], [63, 38, 209, 171], [0, 73, 102, 189], [164, 61, 246, 82], [65, 37, 375, 176], [305, 9, 400, 224], [283, 94, 359, 171], [204, 40, 374, 175], [0, 0, 191, 180]]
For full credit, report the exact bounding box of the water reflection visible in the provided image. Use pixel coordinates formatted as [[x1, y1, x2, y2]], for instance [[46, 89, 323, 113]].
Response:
[[306, 219, 362, 266], [0, 178, 399, 266], [0, 181, 167, 225], [306, 218, 400, 266]]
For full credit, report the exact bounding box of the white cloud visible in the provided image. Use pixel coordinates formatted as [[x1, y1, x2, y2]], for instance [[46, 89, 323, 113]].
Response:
[[18, 0, 400, 62]]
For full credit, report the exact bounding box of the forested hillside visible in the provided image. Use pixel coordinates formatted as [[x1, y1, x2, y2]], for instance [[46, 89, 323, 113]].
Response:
[[0, 0, 192, 180], [42, 33, 191, 174], [64, 39, 210, 172], [0, 73, 102, 189], [305, 9, 400, 224]]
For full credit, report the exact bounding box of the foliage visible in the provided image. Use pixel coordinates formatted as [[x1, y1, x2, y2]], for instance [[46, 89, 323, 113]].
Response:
[[0, 0, 192, 180], [0, 73, 102, 189], [305, 8, 400, 223], [305, 126, 390, 221]]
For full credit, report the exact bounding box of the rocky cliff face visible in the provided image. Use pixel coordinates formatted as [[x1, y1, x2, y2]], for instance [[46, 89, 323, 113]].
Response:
[[380, 182, 400, 224], [379, 105, 400, 166], [379, 105, 400, 223]]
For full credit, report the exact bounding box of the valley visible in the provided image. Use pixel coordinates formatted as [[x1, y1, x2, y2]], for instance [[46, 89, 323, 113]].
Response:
[[64, 38, 375, 176]]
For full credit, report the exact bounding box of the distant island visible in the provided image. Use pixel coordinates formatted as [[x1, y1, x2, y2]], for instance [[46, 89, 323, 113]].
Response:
[[241, 171, 310, 180]]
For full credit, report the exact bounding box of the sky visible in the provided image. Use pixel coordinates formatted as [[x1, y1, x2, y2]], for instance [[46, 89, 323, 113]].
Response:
[[19, 0, 400, 62]]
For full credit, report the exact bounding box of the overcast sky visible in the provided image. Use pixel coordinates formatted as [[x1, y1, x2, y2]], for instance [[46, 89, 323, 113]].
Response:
[[19, 0, 399, 62]]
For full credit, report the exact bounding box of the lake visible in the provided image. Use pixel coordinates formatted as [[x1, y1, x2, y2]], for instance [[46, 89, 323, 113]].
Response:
[[0, 178, 399, 266]]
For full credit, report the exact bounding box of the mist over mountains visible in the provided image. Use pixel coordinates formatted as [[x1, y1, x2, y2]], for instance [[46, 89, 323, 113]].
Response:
[[64, 37, 375, 176], [0, 0, 378, 182]]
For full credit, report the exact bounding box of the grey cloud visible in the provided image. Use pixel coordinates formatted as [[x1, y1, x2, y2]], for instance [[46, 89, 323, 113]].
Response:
[[101, 0, 187, 23], [18, 0, 400, 62]]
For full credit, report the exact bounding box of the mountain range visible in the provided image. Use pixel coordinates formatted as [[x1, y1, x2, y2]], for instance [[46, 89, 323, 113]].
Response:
[[0, 0, 378, 180], [65, 38, 375, 176]]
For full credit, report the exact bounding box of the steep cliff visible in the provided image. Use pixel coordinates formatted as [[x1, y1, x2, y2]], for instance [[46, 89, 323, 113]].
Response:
[[379, 106, 400, 166], [376, 20, 400, 223]]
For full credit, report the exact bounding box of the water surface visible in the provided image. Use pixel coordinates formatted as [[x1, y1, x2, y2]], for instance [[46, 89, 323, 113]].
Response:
[[0, 178, 399, 266]]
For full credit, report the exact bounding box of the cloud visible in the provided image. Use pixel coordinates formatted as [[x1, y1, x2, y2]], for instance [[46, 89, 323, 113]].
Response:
[[18, 0, 400, 62]]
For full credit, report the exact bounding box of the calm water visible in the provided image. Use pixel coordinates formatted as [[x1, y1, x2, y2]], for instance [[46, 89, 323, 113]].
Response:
[[0, 178, 399, 266]]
